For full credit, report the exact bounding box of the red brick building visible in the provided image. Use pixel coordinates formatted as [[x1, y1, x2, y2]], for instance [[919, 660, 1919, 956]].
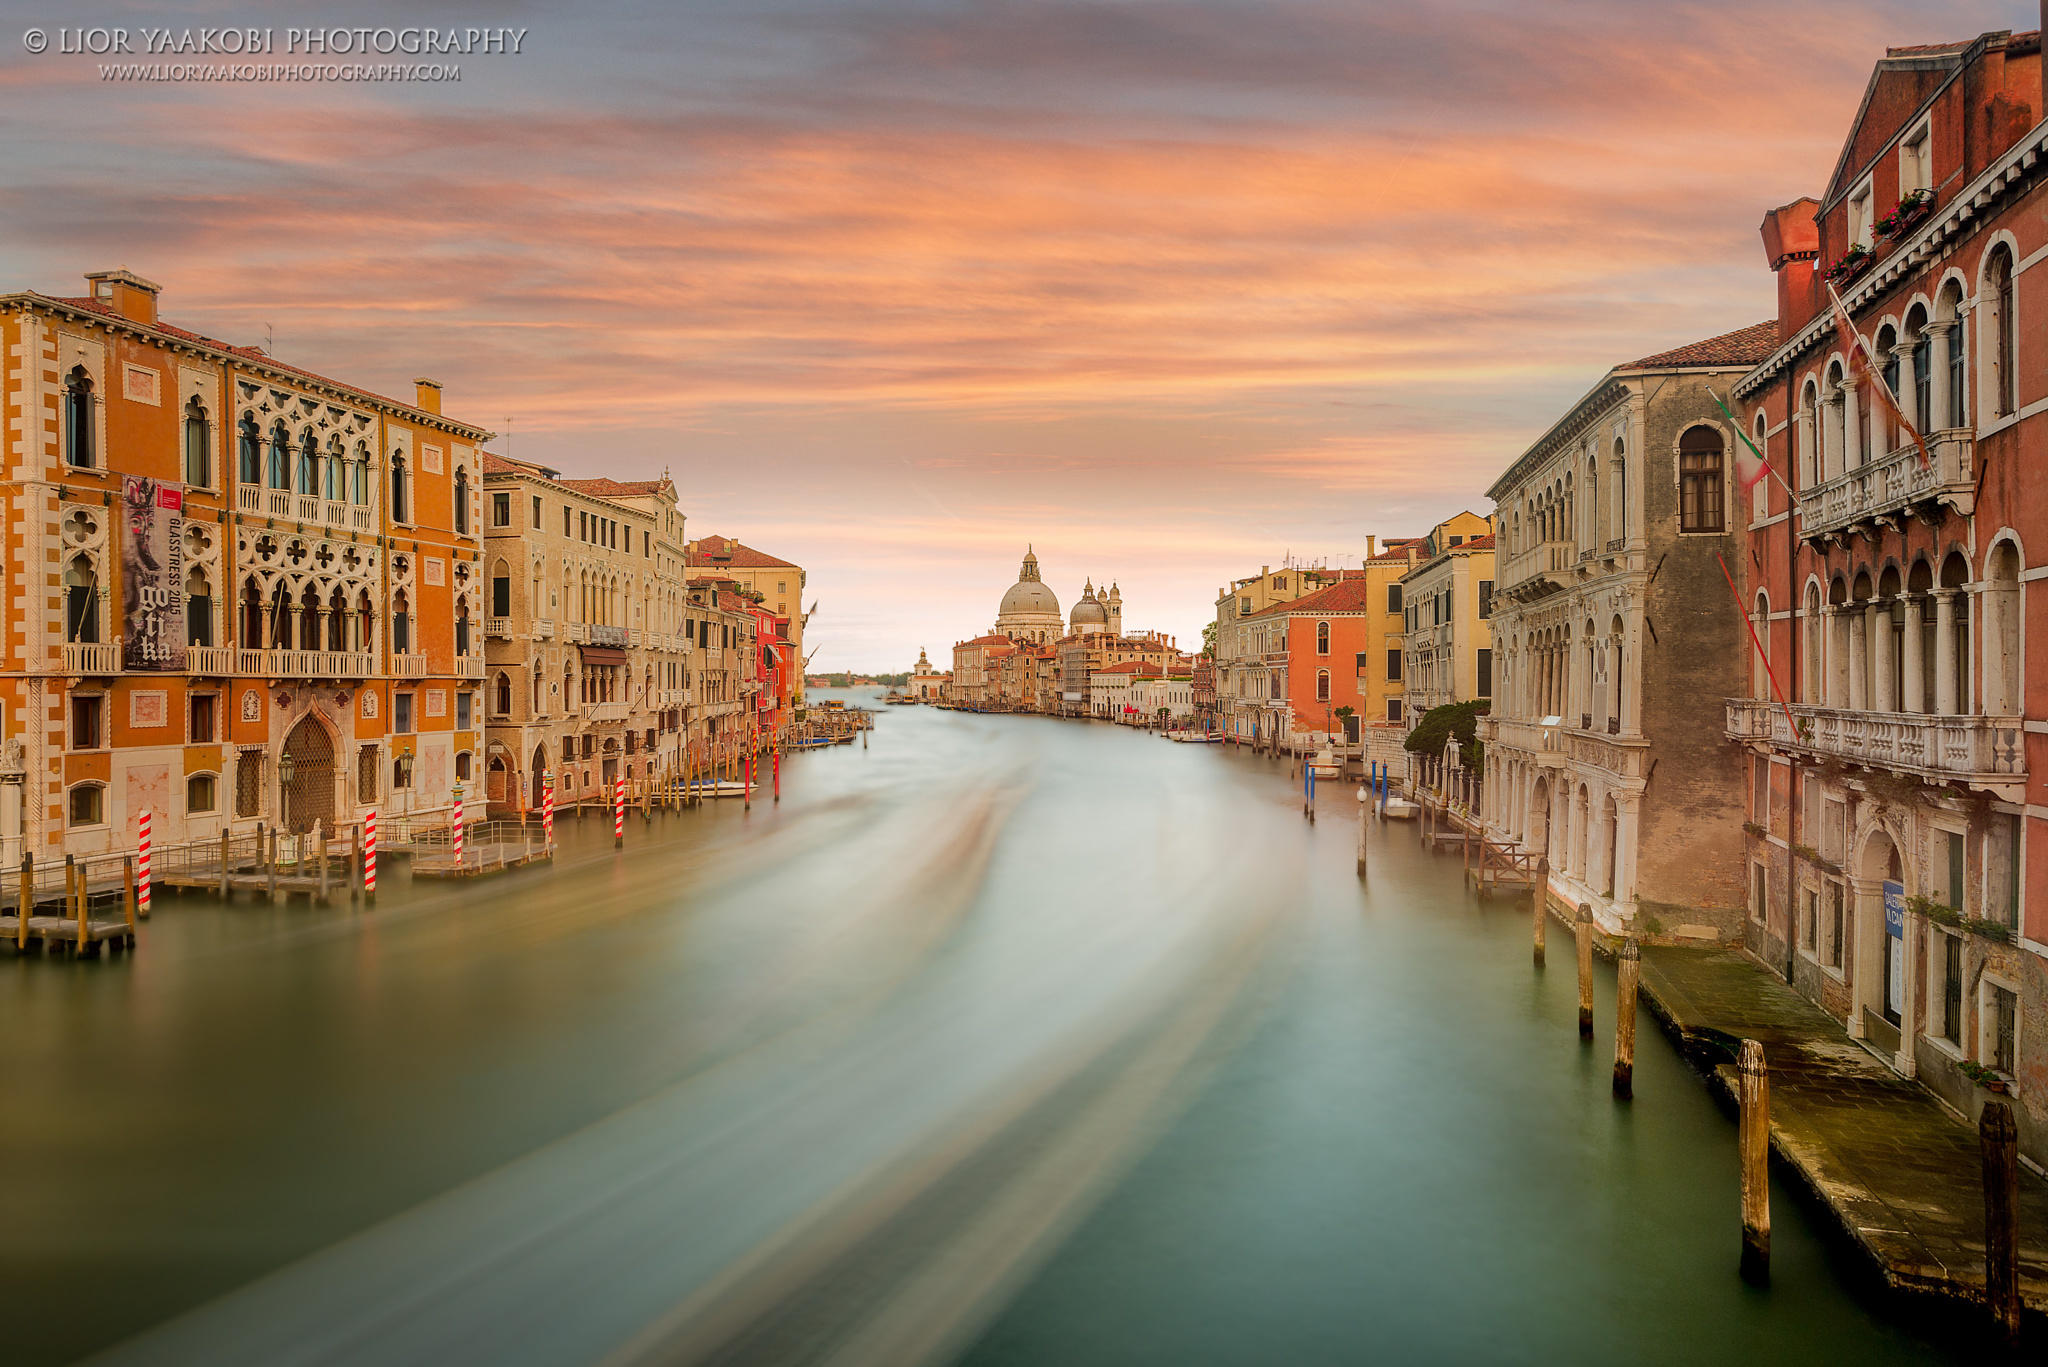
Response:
[[1731, 21, 2048, 1152]]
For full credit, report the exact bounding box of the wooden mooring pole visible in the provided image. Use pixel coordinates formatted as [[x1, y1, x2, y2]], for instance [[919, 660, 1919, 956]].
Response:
[[1575, 905, 1594, 1040], [16, 852, 31, 952], [1531, 856, 1548, 967], [1613, 938, 1639, 1099], [218, 827, 231, 902], [1982, 1099, 2021, 1348], [1738, 1039, 1770, 1284], [1356, 785, 1369, 877], [123, 855, 138, 937]]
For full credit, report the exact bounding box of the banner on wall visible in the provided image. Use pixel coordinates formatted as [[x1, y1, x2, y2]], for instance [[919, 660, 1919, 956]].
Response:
[[121, 475, 186, 671]]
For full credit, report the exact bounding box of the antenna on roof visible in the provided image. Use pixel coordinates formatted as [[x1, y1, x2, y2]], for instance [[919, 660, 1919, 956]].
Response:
[[504, 415, 513, 453], [263, 322, 273, 354]]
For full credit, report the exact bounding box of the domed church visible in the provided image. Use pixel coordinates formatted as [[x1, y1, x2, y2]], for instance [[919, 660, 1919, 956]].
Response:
[[1068, 579, 1121, 637], [993, 547, 1065, 644]]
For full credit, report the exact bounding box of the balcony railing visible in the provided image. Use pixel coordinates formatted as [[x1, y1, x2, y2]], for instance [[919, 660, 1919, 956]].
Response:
[[486, 616, 512, 639], [1726, 697, 2025, 792], [62, 641, 120, 674], [584, 701, 629, 723], [566, 622, 591, 644], [235, 485, 377, 533], [1498, 540, 1575, 601], [237, 648, 375, 679], [589, 624, 630, 648], [1798, 430, 1975, 539], [390, 653, 429, 678], [458, 653, 486, 680], [531, 618, 555, 640], [186, 644, 236, 675]]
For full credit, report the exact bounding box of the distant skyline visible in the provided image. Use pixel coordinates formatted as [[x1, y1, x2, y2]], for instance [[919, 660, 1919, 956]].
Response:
[[1, 0, 2025, 668]]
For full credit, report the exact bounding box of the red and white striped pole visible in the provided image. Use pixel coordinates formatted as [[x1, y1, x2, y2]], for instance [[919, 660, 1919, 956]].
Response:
[[137, 809, 153, 919], [613, 775, 625, 848], [364, 809, 378, 897], [542, 774, 554, 847], [452, 785, 465, 869]]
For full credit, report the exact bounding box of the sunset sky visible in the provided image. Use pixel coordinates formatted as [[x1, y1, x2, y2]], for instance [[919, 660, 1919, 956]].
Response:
[[1, 0, 2025, 668]]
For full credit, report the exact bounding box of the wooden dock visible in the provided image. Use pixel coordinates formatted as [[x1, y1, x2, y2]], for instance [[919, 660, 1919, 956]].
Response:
[[411, 821, 556, 878]]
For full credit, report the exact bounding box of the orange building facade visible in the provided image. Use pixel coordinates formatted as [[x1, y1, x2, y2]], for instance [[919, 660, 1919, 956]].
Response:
[[1, 270, 490, 858]]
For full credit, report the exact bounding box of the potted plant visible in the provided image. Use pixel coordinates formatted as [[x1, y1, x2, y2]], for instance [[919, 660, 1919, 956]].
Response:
[[1875, 187, 1936, 238], [1961, 1059, 2012, 1095], [1826, 244, 1874, 286]]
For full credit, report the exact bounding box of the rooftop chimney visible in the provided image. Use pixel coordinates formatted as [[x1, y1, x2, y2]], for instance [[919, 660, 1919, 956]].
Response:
[[1758, 198, 1821, 343], [84, 269, 161, 327], [413, 377, 443, 414]]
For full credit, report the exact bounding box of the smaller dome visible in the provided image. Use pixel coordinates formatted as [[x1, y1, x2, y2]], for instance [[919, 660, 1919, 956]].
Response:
[[1070, 596, 1108, 626]]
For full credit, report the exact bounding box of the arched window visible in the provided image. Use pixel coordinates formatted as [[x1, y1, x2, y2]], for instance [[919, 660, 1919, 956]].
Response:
[[63, 555, 99, 642], [1986, 542, 2022, 714], [1751, 411, 1770, 518], [495, 671, 513, 716], [390, 454, 409, 524], [324, 436, 345, 501], [455, 600, 472, 656], [68, 782, 105, 828], [491, 560, 511, 617], [297, 430, 319, 495], [63, 367, 94, 468], [1678, 427, 1725, 533], [186, 772, 218, 815], [1315, 620, 1331, 655], [1803, 582, 1824, 704], [1985, 246, 2018, 419], [267, 421, 291, 490], [453, 469, 470, 535], [1609, 437, 1627, 541], [1906, 306, 1931, 434], [455, 751, 472, 782], [392, 588, 411, 655], [351, 442, 371, 506], [184, 399, 210, 487], [1940, 281, 1967, 427], [241, 577, 265, 647], [238, 415, 262, 485], [1315, 668, 1331, 702], [1877, 325, 1900, 454], [1798, 381, 1819, 488], [186, 565, 213, 647]]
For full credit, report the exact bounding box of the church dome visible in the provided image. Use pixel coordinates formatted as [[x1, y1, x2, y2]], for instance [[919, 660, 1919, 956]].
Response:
[[1070, 589, 1108, 627], [995, 547, 1062, 636], [1000, 578, 1060, 618]]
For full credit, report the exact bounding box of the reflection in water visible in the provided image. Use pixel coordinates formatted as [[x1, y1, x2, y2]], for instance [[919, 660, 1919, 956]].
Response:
[[4, 697, 1960, 1365]]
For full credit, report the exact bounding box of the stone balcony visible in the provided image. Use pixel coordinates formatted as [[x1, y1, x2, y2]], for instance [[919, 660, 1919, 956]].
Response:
[[584, 701, 630, 723], [485, 616, 512, 639], [589, 624, 630, 648], [1726, 697, 2025, 798], [236, 485, 377, 535], [458, 653, 486, 680], [1497, 540, 1575, 604], [530, 617, 555, 641], [226, 648, 375, 679], [62, 641, 120, 674], [1797, 430, 1975, 541], [390, 652, 429, 678]]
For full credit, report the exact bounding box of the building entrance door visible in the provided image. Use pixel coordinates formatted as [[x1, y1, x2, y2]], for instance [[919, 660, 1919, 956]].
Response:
[[280, 716, 336, 835]]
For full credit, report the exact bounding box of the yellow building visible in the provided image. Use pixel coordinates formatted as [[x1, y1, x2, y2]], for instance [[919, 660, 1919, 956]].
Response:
[[1398, 511, 1498, 719], [683, 535, 807, 707]]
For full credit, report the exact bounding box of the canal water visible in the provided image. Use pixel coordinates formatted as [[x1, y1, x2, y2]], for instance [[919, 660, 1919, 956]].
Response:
[[6, 695, 1964, 1365]]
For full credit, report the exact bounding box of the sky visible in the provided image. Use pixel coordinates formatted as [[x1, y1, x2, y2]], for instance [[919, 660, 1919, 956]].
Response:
[[0, 0, 2027, 669]]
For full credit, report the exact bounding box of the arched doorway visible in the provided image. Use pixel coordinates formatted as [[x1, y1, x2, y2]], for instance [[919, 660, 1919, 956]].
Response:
[[279, 715, 336, 835], [1851, 826, 1908, 1048], [530, 744, 548, 808], [1602, 793, 1620, 898], [487, 751, 510, 804], [1528, 775, 1551, 861]]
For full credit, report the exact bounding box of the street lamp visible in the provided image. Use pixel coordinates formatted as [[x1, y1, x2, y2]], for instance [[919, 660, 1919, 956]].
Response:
[[278, 750, 296, 831]]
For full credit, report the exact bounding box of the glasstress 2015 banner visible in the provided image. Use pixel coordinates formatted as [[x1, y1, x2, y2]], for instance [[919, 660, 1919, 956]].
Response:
[[121, 474, 186, 671]]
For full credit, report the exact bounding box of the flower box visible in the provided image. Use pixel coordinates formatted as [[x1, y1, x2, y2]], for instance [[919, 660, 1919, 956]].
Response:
[[1873, 188, 1935, 239], [1825, 247, 1874, 287]]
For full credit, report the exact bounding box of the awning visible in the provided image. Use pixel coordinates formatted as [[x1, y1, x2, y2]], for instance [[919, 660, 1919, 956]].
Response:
[[580, 645, 627, 666]]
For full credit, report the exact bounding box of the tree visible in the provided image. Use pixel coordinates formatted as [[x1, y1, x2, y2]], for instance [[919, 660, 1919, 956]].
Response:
[[1403, 699, 1490, 770], [1201, 620, 1218, 658]]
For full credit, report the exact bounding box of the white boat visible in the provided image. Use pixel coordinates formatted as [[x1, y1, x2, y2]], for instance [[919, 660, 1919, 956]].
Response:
[[1382, 796, 1420, 821], [1306, 747, 1343, 779]]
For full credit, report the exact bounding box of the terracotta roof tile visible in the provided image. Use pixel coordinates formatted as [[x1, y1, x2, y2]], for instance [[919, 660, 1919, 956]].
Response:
[[1623, 321, 1778, 371], [684, 535, 799, 570], [559, 477, 668, 498], [1247, 577, 1383, 619]]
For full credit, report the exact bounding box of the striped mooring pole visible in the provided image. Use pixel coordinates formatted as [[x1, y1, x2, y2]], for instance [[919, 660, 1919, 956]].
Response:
[[613, 776, 625, 848], [542, 773, 555, 846], [137, 809, 152, 918], [452, 785, 465, 869], [363, 809, 378, 897]]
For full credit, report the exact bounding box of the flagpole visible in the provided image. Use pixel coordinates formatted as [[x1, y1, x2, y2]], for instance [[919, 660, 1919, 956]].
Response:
[[1716, 552, 1800, 737], [1825, 280, 1932, 469], [1708, 388, 1794, 495]]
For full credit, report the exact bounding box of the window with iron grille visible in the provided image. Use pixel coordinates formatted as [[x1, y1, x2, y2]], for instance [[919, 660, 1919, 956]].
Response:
[[236, 748, 264, 817], [1827, 882, 1845, 969], [1940, 932, 1962, 1044], [1991, 984, 2018, 1074], [357, 745, 379, 804]]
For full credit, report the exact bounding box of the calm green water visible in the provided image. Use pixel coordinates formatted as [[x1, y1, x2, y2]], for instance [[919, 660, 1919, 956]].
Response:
[[3, 695, 1963, 1364]]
